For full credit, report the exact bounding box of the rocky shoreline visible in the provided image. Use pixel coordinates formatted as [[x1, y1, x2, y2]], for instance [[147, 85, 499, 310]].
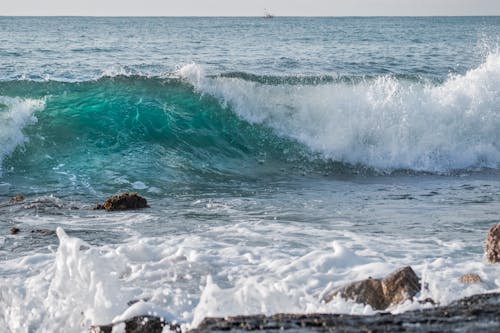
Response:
[[91, 292, 500, 333], [5, 195, 499, 333]]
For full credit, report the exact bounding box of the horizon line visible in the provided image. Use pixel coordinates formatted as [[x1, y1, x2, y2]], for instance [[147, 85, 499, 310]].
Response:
[[1, 14, 500, 18]]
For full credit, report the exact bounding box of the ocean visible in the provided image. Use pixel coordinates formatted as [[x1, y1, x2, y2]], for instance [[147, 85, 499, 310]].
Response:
[[0, 16, 499, 332]]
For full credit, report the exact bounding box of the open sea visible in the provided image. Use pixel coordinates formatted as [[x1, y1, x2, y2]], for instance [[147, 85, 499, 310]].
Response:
[[1, 16, 500, 332]]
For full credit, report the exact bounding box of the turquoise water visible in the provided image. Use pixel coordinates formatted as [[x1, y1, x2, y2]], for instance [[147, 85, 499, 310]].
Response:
[[1, 17, 500, 333]]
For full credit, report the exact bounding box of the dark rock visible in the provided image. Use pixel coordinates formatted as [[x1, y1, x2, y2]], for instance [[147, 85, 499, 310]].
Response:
[[417, 297, 437, 305], [324, 266, 420, 310], [127, 298, 150, 307], [190, 292, 500, 333], [89, 316, 180, 333], [94, 192, 149, 211], [486, 223, 500, 263], [10, 227, 20, 234], [31, 229, 55, 236], [459, 273, 482, 284]]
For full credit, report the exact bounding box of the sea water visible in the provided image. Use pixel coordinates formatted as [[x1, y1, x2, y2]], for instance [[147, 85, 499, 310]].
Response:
[[0, 16, 500, 333]]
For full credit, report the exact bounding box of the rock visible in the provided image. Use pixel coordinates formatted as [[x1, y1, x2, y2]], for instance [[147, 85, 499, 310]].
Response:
[[381, 266, 421, 306], [23, 195, 65, 210], [10, 194, 25, 203], [190, 293, 500, 333], [486, 223, 500, 263], [94, 192, 149, 211], [459, 273, 482, 284], [31, 229, 55, 236], [324, 266, 420, 310], [324, 277, 386, 309], [10, 227, 20, 234], [89, 316, 180, 333]]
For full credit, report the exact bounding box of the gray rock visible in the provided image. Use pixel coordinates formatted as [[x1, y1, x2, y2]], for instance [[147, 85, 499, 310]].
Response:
[[191, 292, 500, 333], [89, 293, 500, 333], [89, 316, 180, 333]]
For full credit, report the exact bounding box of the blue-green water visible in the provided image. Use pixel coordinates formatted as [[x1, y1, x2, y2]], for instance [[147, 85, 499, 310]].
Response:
[[1, 17, 500, 333]]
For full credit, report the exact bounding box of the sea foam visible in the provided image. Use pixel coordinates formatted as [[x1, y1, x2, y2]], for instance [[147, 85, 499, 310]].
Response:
[[1, 218, 499, 333], [179, 52, 500, 173]]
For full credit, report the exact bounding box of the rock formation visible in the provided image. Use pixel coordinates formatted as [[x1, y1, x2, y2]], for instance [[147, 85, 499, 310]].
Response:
[[94, 192, 149, 211], [459, 273, 482, 284], [10, 194, 24, 203], [190, 293, 500, 333], [89, 316, 180, 333], [324, 266, 420, 310], [486, 223, 500, 263]]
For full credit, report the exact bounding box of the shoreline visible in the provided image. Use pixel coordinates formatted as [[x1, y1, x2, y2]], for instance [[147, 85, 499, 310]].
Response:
[[91, 292, 500, 333]]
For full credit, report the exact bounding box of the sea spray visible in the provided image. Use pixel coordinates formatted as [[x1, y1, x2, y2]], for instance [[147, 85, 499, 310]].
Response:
[[178, 51, 500, 172], [0, 96, 44, 175]]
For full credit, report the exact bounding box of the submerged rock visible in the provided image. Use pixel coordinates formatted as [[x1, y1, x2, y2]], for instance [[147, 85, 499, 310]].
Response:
[[190, 293, 500, 333], [0, 195, 25, 208], [459, 273, 483, 284], [486, 223, 500, 263], [31, 229, 55, 236], [94, 192, 149, 211], [89, 316, 180, 333], [324, 266, 420, 310]]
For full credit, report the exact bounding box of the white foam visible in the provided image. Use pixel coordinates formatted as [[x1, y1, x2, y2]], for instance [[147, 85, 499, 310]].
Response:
[[0, 96, 45, 176], [1, 221, 499, 332], [132, 181, 148, 190], [178, 52, 500, 172]]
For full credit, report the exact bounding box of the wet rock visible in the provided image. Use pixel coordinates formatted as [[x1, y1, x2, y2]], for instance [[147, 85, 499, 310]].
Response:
[[10, 194, 24, 203], [324, 277, 386, 309], [459, 273, 483, 284], [191, 292, 500, 333], [89, 316, 180, 333], [0, 195, 25, 208], [486, 223, 500, 263], [127, 298, 150, 306], [10, 227, 20, 234], [324, 266, 420, 310], [381, 266, 420, 306], [23, 195, 65, 210], [94, 192, 149, 211], [31, 229, 55, 236]]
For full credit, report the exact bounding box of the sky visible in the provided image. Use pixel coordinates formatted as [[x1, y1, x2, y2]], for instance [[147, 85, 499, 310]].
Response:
[[1, 0, 500, 16]]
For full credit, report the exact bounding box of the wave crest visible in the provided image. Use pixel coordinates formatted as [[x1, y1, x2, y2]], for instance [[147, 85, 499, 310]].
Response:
[[0, 96, 45, 175], [178, 52, 500, 172]]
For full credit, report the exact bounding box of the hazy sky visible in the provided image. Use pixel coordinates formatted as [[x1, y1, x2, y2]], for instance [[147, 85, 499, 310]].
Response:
[[1, 0, 500, 16]]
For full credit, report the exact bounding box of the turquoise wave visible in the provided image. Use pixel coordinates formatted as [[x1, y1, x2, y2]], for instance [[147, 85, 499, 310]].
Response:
[[2, 53, 500, 197], [0, 77, 338, 197]]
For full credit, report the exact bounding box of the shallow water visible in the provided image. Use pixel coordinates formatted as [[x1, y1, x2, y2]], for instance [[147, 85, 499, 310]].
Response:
[[1, 16, 500, 333]]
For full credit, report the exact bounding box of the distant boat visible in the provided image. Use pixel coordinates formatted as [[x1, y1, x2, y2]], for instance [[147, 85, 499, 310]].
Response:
[[263, 10, 274, 18]]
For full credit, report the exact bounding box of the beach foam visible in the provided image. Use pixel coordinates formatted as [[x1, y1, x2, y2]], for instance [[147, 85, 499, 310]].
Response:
[[1, 220, 498, 332]]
